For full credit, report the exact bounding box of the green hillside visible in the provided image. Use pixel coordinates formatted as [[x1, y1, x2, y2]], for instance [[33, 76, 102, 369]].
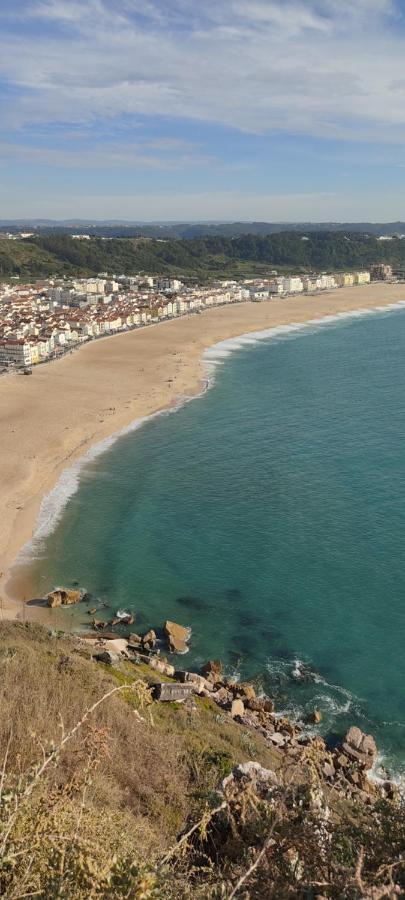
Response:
[[1, 231, 405, 279]]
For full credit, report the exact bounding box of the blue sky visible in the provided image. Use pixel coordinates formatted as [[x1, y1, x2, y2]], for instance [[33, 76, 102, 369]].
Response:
[[1, 0, 405, 220]]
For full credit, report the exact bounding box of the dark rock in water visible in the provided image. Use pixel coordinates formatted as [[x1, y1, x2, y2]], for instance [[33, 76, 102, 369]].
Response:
[[176, 595, 205, 611], [237, 610, 257, 629], [308, 709, 323, 725], [153, 682, 194, 702], [224, 588, 242, 602], [290, 661, 318, 684]]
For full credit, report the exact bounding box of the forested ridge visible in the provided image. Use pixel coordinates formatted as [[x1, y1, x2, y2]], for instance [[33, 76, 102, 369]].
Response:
[[1, 231, 405, 278]]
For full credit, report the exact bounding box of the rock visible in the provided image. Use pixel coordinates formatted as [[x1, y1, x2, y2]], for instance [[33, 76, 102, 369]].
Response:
[[128, 633, 143, 649], [153, 682, 194, 702], [148, 657, 175, 677], [119, 613, 134, 626], [336, 753, 349, 769], [222, 761, 278, 799], [309, 709, 323, 724], [92, 618, 106, 630], [210, 686, 231, 707], [341, 727, 377, 770], [93, 650, 118, 666], [247, 697, 275, 714], [201, 659, 223, 681], [231, 698, 245, 719], [88, 607, 97, 615], [46, 588, 81, 608], [238, 682, 256, 702], [177, 671, 213, 694], [142, 629, 157, 650], [268, 732, 286, 747], [110, 617, 121, 627], [164, 620, 190, 654], [322, 761, 336, 779]]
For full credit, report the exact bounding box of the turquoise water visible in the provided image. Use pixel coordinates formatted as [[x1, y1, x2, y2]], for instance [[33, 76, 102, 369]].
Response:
[[22, 310, 405, 776]]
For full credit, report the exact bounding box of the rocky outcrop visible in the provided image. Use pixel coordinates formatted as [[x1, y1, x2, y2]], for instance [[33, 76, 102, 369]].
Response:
[[164, 620, 190, 654], [339, 726, 378, 771], [202, 659, 223, 682], [46, 588, 81, 607]]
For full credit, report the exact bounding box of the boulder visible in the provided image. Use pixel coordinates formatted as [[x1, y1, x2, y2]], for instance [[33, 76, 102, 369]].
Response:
[[92, 618, 106, 630], [237, 682, 256, 702], [153, 682, 194, 702], [247, 696, 275, 714], [222, 761, 278, 798], [148, 657, 175, 677], [309, 709, 323, 725], [210, 686, 231, 707], [231, 698, 245, 719], [46, 588, 81, 608], [341, 727, 377, 770], [177, 671, 213, 694], [164, 620, 190, 654], [268, 732, 286, 747], [119, 613, 134, 626], [128, 633, 143, 649], [201, 659, 223, 681], [93, 650, 118, 666], [142, 629, 157, 650]]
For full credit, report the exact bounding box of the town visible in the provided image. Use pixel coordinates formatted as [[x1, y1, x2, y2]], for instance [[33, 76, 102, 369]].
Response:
[[0, 266, 387, 370]]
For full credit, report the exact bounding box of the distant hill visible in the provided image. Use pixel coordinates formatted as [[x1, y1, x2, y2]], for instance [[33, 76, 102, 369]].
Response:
[[2, 220, 405, 239], [1, 231, 405, 279]]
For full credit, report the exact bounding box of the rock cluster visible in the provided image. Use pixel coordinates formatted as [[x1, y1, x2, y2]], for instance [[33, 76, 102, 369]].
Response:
[[72, 615, 386, 804]]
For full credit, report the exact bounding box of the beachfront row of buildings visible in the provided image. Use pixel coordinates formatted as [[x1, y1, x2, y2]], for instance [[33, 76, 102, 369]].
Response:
[[0, 269, 372, 369]]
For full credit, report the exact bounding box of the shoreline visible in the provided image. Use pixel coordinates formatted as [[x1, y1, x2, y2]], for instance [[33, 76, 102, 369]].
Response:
[[2, 283, 405, 620]]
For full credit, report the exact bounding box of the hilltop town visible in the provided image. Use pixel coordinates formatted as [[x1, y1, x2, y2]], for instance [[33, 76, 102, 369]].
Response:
[[0, 267, 383, 370]]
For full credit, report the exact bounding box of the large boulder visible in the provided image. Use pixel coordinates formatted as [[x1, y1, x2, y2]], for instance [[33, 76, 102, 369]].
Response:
[[340, 726, 377, 770], [46, 588, 81, 608], [177, 671, 213, 694], [201, 659, 223, 682], [164, 620, 190, 654], [142, 629, 157, 651], [152, 682, 194, 702], [231, 698, 245, 719], [148, 657, 175, 677]]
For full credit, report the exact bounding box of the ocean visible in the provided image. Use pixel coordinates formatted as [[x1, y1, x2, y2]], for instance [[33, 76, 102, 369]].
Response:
[[17, 305, 405, 779]]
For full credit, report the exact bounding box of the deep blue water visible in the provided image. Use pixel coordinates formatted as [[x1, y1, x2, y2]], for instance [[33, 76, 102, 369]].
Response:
[[22, 310, 405, 777]]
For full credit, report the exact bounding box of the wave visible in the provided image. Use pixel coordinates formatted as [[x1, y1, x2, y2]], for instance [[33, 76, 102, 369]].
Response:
[[203, 300, 405, 370]]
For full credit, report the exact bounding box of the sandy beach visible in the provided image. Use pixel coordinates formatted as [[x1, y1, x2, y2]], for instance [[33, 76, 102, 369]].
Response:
[[1, 282, 404, 619]]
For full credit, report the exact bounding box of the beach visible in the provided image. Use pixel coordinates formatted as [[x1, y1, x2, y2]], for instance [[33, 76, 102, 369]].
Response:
[[1, 282, 404, 619]]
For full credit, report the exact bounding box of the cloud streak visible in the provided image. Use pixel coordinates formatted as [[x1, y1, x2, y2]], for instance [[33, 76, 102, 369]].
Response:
[[0, 0, 404, 143]]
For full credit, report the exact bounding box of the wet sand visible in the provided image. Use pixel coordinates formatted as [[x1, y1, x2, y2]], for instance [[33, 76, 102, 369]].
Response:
[[1, 283, 404, 620]]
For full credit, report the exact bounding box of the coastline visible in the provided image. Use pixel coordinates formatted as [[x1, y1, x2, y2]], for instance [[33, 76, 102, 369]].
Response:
[[2, 282, 405, 620]]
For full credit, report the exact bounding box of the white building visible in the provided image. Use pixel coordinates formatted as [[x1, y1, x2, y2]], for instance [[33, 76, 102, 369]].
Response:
[[0, 339, 33, 367], [282, 277, 304, 293]]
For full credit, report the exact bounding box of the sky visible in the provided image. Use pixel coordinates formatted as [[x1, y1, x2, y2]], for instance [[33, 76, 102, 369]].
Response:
[[1, 0, 405, 220]]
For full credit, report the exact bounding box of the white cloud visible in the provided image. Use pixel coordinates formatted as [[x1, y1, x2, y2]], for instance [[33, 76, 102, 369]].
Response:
[[0, 0, 405, 144]]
